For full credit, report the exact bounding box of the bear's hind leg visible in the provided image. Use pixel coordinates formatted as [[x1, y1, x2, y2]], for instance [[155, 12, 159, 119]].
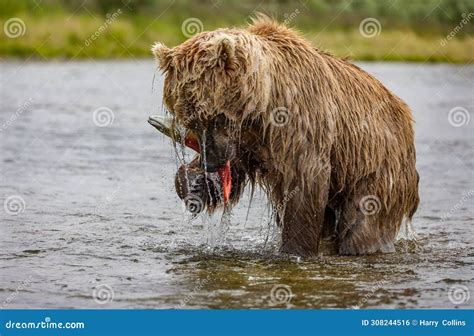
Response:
[[337, 193, 399, 255]]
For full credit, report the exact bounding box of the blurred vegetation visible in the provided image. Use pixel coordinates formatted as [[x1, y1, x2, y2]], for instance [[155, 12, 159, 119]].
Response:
[[0, 0, 473, 62]]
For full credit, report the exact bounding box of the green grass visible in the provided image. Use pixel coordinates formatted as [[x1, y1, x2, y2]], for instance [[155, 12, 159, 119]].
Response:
[[0, 11, 472, 63]]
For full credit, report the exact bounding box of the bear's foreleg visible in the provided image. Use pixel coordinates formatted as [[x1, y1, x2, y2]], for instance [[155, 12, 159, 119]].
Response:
[[279, 180, 330, 257]]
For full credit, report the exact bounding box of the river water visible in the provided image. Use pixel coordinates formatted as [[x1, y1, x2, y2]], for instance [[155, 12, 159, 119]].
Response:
[[0, 61, 472, 308]]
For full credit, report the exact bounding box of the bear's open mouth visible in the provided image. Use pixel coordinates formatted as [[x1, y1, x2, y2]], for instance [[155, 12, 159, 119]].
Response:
[[148, 115, 232, 204]]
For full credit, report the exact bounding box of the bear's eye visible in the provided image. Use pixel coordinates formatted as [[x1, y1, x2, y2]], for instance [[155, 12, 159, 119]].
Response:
[[186, 118, 201, 131], [212, 114, 227, 129]]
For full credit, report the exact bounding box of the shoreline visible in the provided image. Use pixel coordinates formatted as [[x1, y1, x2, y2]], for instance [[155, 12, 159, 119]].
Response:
[[1, 16, 472, 64], [1, 55, 471, 64]]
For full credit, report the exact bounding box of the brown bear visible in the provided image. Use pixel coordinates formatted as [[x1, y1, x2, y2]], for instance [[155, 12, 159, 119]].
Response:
[[151, 17, 420, 256]]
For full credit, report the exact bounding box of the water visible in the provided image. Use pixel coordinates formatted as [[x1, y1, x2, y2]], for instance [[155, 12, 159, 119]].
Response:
[[0, 61, 472, 309]]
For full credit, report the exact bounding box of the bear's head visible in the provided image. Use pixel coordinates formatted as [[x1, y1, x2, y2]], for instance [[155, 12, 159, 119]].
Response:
[[152, 28, 273, 189]]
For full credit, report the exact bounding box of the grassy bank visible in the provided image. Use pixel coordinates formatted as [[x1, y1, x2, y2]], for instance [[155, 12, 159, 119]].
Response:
[[0, 0, 473, 63]]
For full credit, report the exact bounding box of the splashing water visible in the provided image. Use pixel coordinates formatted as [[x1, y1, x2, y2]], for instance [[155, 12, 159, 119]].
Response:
[[200, 129, 217, 208]]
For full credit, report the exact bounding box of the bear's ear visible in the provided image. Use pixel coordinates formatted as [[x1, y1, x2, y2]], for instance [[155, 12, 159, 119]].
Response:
[[209, 36, 236, 70], [152, 42, 173, 70], [219, 37, 235, 62]]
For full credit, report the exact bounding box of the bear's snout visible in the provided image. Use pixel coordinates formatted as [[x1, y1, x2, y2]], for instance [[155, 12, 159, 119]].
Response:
[[200, 131, 236, 173]]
